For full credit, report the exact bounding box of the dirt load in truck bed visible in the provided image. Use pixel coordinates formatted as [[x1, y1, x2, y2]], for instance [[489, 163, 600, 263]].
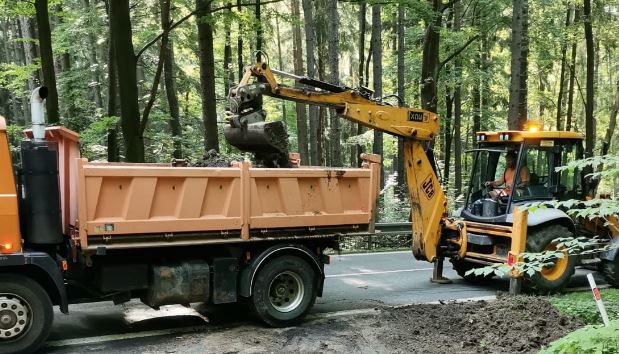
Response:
[[75, 295, 581, 354]]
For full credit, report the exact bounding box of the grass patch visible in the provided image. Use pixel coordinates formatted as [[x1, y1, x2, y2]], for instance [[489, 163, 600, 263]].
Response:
[[540, 319, 619, 354], [548, 288, 619, 325]]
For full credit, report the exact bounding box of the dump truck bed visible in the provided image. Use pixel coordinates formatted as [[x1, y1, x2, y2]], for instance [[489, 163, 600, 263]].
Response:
[[75, 158, 381, 250]]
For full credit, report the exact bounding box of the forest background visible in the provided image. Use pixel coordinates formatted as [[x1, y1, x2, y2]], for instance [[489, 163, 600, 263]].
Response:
[[0, 0, 617, 221]]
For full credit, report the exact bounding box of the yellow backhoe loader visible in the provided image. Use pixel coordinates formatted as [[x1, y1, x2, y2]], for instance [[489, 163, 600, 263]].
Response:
[[224, 60, 619, 293]]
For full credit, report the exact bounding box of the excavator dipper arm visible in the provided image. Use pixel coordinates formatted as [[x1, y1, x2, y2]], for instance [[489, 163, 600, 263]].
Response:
[[227, 62, 455, 262]]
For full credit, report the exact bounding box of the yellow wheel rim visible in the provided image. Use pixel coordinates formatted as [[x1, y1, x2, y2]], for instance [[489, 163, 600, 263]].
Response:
[[540, 243, 569, 282]]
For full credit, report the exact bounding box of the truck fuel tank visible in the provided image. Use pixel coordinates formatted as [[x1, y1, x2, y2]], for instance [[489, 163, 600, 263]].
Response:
[[142, 260, 210, 308]]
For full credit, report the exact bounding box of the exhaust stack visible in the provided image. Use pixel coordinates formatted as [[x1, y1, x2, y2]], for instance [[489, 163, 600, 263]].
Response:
[[30, 86, 48, 141], [20, 86, 63, 246]]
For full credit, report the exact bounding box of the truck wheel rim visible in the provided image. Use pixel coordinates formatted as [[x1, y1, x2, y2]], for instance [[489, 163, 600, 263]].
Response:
[[0, 294, 31, 341], [268, 271, 305, 313], [541, 244, 568, 282]]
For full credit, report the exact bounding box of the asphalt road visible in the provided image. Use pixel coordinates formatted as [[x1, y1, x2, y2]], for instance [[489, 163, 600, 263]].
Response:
[[43, 251, 604, 353]]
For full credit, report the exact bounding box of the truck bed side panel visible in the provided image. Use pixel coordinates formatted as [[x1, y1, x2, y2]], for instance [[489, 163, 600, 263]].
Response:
[[76, 160, 379, 248]]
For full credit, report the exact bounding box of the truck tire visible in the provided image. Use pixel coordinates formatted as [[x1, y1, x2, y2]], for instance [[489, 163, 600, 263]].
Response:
[[600, 257, 619, 288], [250, 255, 317, 327], [0, 274, 53, 354], [524, 225, 576, 293], [451, 259, 494, 283]]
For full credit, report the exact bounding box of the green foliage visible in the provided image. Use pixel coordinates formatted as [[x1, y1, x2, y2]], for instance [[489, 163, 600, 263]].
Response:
[[549, 289, 619, 325], [465, 235, 611, 278], [6, 124, 24, 161], [379, 172, 411, 223], [78, 116, 118, 161], [541, 319, 619, 354], [0, 62, 40, 93]]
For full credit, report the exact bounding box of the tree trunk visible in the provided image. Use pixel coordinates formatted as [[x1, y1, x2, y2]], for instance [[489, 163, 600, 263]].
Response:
[[444, 91, 453, 185], [355, 2, 366, 167], [583, 0, 594, 157], [453, 1, 462, 196], [327, 0, 341, 167], [196, 0, 219, 152], [472, 35, 482, 138], [508, 0, 528, 130], [237, 0, 244, 79], [556, 7, 571, 131], [83, 0, 103, 109], [0, 20, 15, 122], [420, 0, 441, 113], [371, 4, 383, 187], [302, 0, 320, 165], [13, 19, 31, 124], [160, 0, 182, 159], [34, 0, 60, 124], [105, 0, 119, 162], [20, 16, 41, 88], [566, 7, 580, 132], [255, 0, 262, 61], [275, 15, 287, 128], [481, 35, 490, 131], [223, 6, 233, 108], [605, 80, 619, 150], [291, 0, 309, 164], [109, 0, 143, 162], [396, 3, 406, 188]]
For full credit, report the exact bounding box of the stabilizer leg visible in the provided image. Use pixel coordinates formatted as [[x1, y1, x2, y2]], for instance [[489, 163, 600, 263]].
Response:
[[430, 257, 453, 284]]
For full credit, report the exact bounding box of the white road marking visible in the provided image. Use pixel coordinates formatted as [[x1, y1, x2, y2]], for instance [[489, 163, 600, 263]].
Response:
[[333, 251, 410, 257], [45, 325, 208, 348], [326, 267, 434, 278]]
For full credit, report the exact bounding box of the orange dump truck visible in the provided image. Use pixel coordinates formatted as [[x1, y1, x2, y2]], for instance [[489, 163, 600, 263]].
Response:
[[0, 116, 383, 353]]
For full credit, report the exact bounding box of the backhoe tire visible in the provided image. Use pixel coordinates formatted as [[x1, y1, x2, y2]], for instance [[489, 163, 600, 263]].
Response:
[[0, 274, 53, 354], [249, 255, 317, 327], [524, 225, 576, 293], [450, 259, 494, 283], [600, 257, 619, 288]]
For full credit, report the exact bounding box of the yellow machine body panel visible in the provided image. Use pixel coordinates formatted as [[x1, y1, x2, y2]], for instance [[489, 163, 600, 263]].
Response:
[[0, 116, 22, 254], [476, 130, 585, 143]]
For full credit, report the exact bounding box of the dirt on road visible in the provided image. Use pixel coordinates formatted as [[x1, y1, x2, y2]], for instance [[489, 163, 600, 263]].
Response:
[[84, 295, 581, 354]]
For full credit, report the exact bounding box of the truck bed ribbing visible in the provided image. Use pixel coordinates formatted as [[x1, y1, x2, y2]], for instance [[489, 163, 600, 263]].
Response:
[[75, 156, 381, 250]]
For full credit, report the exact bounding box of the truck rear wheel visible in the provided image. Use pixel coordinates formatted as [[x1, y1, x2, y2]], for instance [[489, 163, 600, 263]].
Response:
[[524, 225, 576, 293], [250, 255, 317, 327], [0, 274, 53, 354]]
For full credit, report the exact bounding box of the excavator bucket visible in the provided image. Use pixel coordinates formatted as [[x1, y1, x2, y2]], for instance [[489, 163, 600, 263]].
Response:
[[223, 120, 289, 155]]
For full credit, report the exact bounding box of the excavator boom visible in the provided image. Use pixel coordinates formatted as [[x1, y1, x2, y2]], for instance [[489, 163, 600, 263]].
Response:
[[225, 61, 452, 262]]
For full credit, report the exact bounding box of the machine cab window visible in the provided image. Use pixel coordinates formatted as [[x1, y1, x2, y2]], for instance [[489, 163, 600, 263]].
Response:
[[462, 137, 583, 221]]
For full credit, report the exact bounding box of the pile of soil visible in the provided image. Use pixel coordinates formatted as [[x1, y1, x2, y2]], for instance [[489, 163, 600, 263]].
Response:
[[378, 295, 582, 353], [68, 295, 583, 353], [193, 149, 232, 167]]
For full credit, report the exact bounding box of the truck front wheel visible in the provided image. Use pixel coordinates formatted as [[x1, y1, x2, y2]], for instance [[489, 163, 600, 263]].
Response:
[[0, 274, 53, 354], [250, 255, 317, 327]]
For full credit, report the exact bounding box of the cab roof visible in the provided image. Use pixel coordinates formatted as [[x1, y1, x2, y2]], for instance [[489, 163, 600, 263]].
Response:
[[475, 130, 584, 144]]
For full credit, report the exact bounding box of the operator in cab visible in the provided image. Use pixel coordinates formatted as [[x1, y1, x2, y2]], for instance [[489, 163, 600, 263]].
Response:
[[484, 151, 530, 199]]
